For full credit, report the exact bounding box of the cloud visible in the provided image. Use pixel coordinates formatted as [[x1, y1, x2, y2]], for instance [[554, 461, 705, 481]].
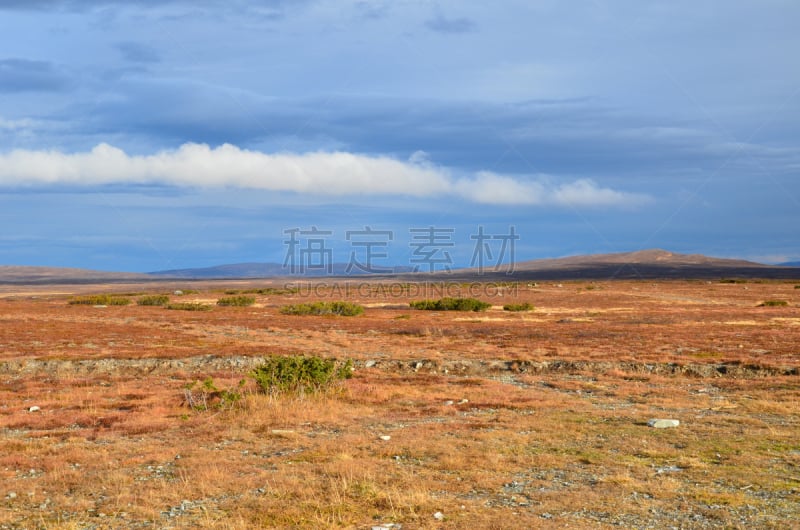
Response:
[[425, 14, 476, 34], [114, 42, 161, 63], [0, 143, 648, 207], [0, 58, 69, 93], [455, 172, 648, 207]]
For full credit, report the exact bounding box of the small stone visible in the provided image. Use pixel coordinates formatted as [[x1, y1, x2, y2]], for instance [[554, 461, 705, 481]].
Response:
[[648, 418, 680, 429], [28, 406, 41, 413], [379, 435, 391, 441], [174, 290, 183, 295], [364, 360, 377, 368], [444, 400, 454, 406], [6, 492, 16, 499], [433, 511, 444, 520], [458, 399, 469, 404]]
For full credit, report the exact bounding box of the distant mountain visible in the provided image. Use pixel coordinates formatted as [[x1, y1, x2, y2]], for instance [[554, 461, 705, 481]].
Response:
[[513, 249, 767, 270], [778, 261, 800, 267], [3, 250, 798, 284], [432, 249, 799, 281], [0, 266, 151, 285], [148, 262, 415, 279]]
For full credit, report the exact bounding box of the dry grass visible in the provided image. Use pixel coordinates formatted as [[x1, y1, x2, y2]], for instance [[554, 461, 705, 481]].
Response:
[[0, 279, 799, 528]]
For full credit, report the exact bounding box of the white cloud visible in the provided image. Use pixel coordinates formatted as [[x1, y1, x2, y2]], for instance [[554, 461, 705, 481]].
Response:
[[0, 142, 648, 207]]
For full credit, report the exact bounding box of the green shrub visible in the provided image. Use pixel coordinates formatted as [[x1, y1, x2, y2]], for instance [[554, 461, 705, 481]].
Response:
[[280, 301, 364, 316], [758, 300, 789, 307], [69, 294, 131, 306], [794, 285, 800, 289], [250, 355, 353, 396], [217, 295, 256, 307], [503, 302, 534, 312], [409, 297, 491, 312], [719, 278, 747, 284], [164, 302, 213, 311], [137, 294, 170, 306], [183, 377, 244, 411]]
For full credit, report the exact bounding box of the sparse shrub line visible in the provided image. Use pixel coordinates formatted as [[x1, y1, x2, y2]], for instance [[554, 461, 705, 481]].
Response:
[[410, 297, 491, 312], [69, 294, 131, 306], [280, 301, 364, 316], [250, 355, 353, 397], [503, 302, 534, 312], [217, 295, 256, 307]]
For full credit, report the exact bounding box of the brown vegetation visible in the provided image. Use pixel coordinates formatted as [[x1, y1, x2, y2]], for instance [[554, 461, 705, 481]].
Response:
[[0, 279, 798, 528]]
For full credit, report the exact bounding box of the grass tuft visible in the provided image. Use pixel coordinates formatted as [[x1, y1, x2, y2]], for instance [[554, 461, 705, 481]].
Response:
[[136, 294, 170, 306], [410, 297, 491, 312], [164, 302, 213, 311], [280, 301, 364, 316], [503, 302, 534, 312], [758, 300, 789, 307], [216, 295, 256, 307], [69, 294, 131, 306]]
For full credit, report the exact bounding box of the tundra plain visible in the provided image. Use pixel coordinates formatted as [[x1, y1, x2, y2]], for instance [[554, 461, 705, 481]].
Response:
[[0, 279, 798, 529]]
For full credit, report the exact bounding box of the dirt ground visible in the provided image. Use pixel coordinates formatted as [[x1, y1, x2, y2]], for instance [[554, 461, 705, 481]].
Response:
[[0, 279, 798, 528]]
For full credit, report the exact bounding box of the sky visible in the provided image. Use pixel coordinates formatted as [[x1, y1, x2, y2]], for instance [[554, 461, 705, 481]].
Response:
[[0, 0, 798, 272]]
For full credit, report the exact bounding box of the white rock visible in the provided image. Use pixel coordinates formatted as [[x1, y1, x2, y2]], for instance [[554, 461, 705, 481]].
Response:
[[379, 435, 391, 441], [174, 290, 183, 295], [648, 418, 680, 429], [433, 511, 444, 520], [28, 406, 40, 413], [444, 400, 454, 406]]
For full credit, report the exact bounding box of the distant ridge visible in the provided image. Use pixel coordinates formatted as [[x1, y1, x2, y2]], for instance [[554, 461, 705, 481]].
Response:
[[2, 250, 798, 284], [778, 261, 800, 267], [0, 266, 151, 285], [447, 248, 797, 280], [147, 262, 415, 279]]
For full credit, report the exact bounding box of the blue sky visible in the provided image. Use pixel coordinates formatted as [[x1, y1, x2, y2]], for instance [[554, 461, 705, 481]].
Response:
[[0, 0, 798, 272]]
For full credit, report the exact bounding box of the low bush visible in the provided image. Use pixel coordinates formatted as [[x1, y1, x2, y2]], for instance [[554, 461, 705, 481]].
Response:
[[410, 297, 491, 312], [280, 301, 364, 316], [250, 355, 353, 396], [503, 302, 534, 312], [719, 278, 748, 284], [164, 302, 213, 311], [137, 295, 170, 306], [758, 300, 789, 307], [69, 294, 131, 306], [217, 295, 256, 307]]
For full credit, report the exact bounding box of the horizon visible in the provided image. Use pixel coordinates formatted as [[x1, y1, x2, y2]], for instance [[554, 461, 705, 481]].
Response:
[[4, 247, 797, 276], [1, 2, 798, 271]]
